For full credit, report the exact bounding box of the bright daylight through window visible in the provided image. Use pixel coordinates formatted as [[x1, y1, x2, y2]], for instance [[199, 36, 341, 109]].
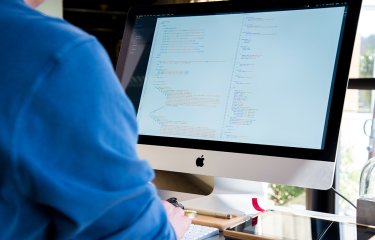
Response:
[[337, 0, 375, 217]]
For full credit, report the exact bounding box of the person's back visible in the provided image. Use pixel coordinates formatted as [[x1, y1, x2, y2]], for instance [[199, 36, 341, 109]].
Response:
[[0, 0, 189, 239]]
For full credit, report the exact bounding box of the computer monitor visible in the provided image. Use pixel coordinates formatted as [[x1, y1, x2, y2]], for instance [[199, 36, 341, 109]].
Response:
[[116, 0, 361, 213]]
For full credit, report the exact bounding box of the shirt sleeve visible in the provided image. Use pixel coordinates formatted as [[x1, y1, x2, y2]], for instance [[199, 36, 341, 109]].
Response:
[[12, 37, 176, 240]]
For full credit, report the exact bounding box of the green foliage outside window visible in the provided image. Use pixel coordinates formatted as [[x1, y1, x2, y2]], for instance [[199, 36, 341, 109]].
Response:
[[358, 47, 374, 112], [338, 146, 361, 212], [269, 184, 304, 206], [360, 47, 374, 78]]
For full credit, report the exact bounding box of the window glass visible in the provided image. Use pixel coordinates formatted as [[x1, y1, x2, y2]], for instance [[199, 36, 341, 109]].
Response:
[[337, 0, 375, 216], [349, 0, 375, 80], [337, 90, 375, 216]]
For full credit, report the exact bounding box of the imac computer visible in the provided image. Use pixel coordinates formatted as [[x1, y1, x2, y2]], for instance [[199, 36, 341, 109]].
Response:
[[116, 0, 361, 214]]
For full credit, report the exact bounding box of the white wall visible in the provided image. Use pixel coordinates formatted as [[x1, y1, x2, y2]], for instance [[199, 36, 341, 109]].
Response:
[[37, 0, 63, 18]]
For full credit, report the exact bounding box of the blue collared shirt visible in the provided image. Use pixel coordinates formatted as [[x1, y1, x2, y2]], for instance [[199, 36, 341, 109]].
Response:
[[0, 1, 175, 239]]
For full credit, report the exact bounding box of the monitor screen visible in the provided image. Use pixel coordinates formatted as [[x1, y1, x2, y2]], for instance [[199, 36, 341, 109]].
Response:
[[116, 0, 361, 190]]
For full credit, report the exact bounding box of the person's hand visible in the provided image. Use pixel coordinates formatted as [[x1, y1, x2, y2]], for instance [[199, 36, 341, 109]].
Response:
[[162, 200, 191, 239]]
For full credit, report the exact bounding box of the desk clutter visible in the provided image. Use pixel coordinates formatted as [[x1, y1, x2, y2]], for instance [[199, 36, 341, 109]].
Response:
[[167, 196, 253, 230], [182, 209, 375, 240], [223, 210, 375, 240]]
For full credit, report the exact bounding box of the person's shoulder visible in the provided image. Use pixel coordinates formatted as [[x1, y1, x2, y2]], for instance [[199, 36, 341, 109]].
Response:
[[29, 11, 95, 50]]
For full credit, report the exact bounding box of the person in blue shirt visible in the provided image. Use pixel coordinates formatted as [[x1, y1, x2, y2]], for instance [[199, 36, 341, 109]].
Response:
[[0, 0, 191, 239]]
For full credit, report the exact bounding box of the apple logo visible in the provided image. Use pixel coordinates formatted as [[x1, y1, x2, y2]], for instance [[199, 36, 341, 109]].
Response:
[[196, 155, 205, 167]]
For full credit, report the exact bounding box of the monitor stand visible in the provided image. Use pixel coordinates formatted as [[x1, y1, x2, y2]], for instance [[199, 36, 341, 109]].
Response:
[[181, 177, 267, 216]]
